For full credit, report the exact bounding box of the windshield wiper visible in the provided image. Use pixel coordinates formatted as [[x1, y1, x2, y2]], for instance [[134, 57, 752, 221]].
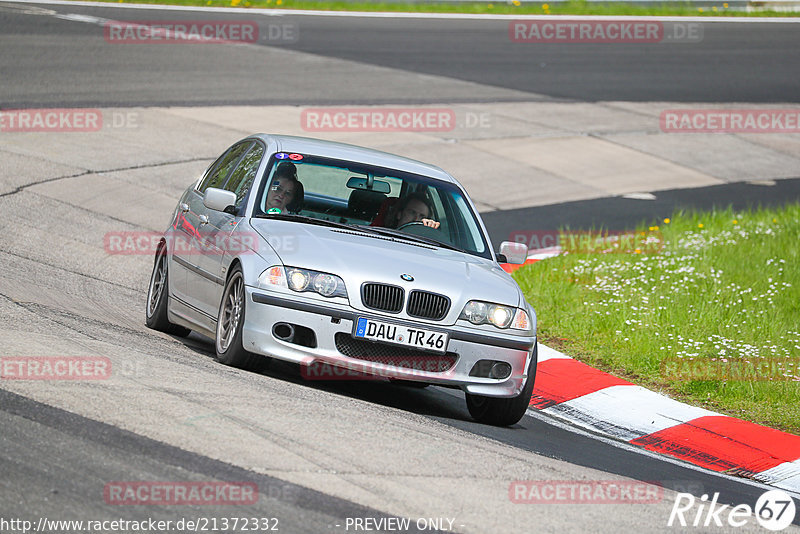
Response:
[[354, 225, 465, 253]]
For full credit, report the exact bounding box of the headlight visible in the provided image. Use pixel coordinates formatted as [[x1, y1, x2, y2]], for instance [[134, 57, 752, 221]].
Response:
[[313, 273, 339, 297], [288, 269, 310, 291], [490, 306, 513, 327], [461, 301, 489, 324], [287, 267, 347, 298], [259, 266, 347, 298], [459, 300, 514, 329]]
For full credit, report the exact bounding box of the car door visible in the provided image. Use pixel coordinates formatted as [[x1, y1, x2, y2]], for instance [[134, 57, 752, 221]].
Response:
[[174, 141, 252, 317], [195, 141, 265, 317], [168, 153, 227, 305]]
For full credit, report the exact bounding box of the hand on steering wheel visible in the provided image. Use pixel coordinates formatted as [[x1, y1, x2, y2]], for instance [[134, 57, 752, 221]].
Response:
[[397, 219, 440, 230]]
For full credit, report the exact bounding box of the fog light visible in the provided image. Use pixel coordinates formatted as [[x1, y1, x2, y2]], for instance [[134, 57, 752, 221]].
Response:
[[489, 362, 512, 379], [469, 360, 513, 379]]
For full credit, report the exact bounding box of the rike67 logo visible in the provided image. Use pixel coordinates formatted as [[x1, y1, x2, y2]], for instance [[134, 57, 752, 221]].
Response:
[[668, 489, 796, 531]]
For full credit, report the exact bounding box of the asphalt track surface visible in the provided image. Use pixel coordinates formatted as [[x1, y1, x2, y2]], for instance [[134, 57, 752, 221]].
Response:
[[481, 176, 800, 243], [1, 2, 800, 532], [1, 2, 799, 106]]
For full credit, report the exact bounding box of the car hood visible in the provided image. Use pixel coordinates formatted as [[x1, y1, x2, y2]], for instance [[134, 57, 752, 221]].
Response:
[[249, 219, 522, 316]]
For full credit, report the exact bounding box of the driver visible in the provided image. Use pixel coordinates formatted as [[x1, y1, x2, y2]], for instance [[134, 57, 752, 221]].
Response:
[[385, 192, 440, 229]]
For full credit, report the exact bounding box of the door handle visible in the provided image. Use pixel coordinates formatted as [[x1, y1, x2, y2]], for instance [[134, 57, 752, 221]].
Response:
[[199, 215, 209, 225]]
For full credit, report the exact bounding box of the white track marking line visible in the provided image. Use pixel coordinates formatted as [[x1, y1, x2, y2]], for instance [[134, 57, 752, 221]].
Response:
[[754, 460, 800, 492], [7, 0, 800, 23], [54, 12, 106, 23]]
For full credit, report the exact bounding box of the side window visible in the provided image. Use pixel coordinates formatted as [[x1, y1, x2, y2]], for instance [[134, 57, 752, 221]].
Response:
[[197, 153, 227, 191], [225, 143, 265, 209], [197, 141, 252, 193], [428, 186, 449, 236]]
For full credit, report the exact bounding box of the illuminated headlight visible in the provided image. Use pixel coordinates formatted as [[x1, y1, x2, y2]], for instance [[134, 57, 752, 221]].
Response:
[[288, 269, 310, 291], [459, 301, 514, 329], [287, 267, 347, 298], [259, 266, 347, 298]]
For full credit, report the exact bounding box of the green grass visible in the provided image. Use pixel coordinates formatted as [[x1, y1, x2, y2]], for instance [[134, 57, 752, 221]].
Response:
[[514, 204, 800, 434], [79, 0, 798, 17]]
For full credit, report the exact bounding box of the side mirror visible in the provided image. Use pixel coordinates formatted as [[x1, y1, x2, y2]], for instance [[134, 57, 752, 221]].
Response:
[[498, 241, 528, 265], [203, 188, 237, 213]]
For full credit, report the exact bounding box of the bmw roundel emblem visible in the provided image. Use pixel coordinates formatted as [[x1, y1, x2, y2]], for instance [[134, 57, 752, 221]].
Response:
[[400, 274, 414, 282]]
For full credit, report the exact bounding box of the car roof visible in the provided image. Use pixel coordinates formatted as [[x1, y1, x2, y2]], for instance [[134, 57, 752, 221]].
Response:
[[251, 134, 458, 185]]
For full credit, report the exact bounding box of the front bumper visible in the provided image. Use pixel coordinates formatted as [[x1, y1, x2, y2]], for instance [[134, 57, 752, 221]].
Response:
[[242, 288, 536, 397]]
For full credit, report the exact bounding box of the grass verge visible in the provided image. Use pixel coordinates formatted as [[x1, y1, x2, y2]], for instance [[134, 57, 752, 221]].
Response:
[[80, 0, 798, 18], [514, 203, 800, 434]]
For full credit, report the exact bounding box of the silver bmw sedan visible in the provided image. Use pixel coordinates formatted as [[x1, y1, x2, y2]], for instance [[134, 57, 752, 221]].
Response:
[[146, 134, 537, 426]]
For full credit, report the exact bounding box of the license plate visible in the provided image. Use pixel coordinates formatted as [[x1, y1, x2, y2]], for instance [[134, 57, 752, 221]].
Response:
[[353, 318, 448, 354]]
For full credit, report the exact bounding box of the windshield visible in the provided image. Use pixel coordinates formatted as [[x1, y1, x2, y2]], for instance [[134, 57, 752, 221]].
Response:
[[252, 153, 491, 259]]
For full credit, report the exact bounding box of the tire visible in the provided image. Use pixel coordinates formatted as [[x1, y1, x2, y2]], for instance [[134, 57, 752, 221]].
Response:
[[465, 341, 538, 427], [215, 265, 269, 371], [145, 244, 191, 337]]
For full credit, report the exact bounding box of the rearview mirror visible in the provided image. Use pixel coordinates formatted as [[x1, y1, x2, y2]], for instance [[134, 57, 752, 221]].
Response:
[[203, 188, 237, 213], [498, 241, 528, 265], [346, 176, 391, 194]]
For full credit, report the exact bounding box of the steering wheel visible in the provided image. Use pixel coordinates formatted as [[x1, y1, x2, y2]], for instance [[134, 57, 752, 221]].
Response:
[[396, 221, 444, 240], [396, 221, 427, 231]]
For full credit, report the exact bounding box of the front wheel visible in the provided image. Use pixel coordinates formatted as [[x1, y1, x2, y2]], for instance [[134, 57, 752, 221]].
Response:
[[215, 266, 269, 371], [465, 342, 538, 426], [145, 244, 190, 337]]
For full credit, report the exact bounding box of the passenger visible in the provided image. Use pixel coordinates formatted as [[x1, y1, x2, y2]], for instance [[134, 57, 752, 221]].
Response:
[[385, 192, 440, 230], [265, 162, 304, 213]]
